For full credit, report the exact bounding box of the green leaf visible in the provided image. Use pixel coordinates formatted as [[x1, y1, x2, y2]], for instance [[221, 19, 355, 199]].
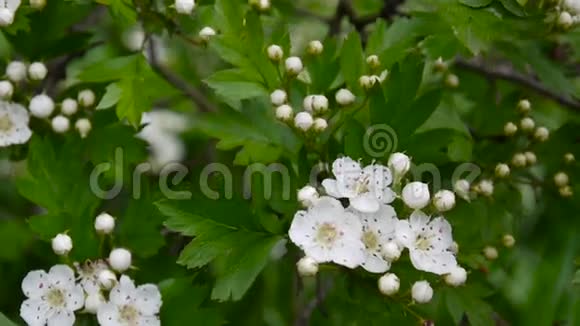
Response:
[[383, 53, 425, 117], [445, 288, 495, 326], [118, 193, 165, 258], [459, 0, 493, 8], [96, 0, 137, 25], [0, 312, 18, 326], [340, 31, 365, 92], [96, 83, 122, 110], [78, 55, 141, 83], [204, 69, 268, 110], [391, 90, 442, 139], [499, 0, 526, 16], [117, 75, 152, 127], [0, 220, 34, 261], [159, 279, 224, 326]]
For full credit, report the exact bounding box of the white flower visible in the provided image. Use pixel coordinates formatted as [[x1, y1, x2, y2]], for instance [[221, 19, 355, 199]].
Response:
[[564, 0, 580, 14], [0, 80, 13, 99], [122, 25, 146, 52], [520, 117, 535, 132], [411, 280, 433, 303], [517, 99, 531, 113], [432, 189, 455, 212], [0, 101, 32, 147], [98, 270, 117, 290], [0, 8, 14, 26], [495, 163, 510, 178], [84, 292, 106, 314], [109, 248, 132, 272], [288, 197, 365, 268], [444, 266, 467, 287], [354, 204, 398, 273], [51, 233, 72, 256], [75, 118, 92, 138], [445, 74, 459, 88], [297, 185, 319, 207], [97, 275, 161, 326], [558, 11, 573, 28], [524, 151, 537, 165], [564, 152, 575, 164], [20, 265, 84, 326], [78, 89, 95, 107], [366, 55, 380, 69], [534, 126, 549, 142], [402, 182, 430, 210], [502, 234, 515, 248], [6, 61, 26, 82], [270, 89, 287, 106], [476, 179, 494, 196], [294, 111, 313, 131], [296, 256, 318, 276], [257, 0, 270, 10], [322, 157, 395, 213], [61, 98, 78, 116], [335, 88, 355, 106], [303, 95, 328, 113], [74, 260, 109, 294], [137, 111, 187, 172], [285, 57, 303, 75], [388, 152, 411, 178], [30, 94, 55, 118], [28, 62, 47, 81], [511, 152, 527, 167], [396, 210, 457, 275], [30, 0, 46, 10], [275, 104, 293, 121], [554, 172, 569, 187], [307, 40, 323, 55], [504, 122, 517, 136], [453, 179, 470, 201], [199, 26, 216, 42], [267, 44, 283, 61], [95, 213, 115, 234], [378, 273, 399, 296], [359, 75, 375, 90], [51, 115, 70, 133], [313, 118, 327, 131], [483, 246, 498, 260], [175, 0, 195, 14]]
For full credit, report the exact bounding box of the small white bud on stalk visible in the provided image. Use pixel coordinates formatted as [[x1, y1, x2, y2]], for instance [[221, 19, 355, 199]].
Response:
[[432, 189, 456, 212], [297, 256, 318, 276], [0, 80, 13, 100], [502, 234, 515, 248], [310, 95, 328, 113], [388, 152, 411, 178], [175, 0, 195, 14], [511, 153, 527, 168], [297, 185, 319, 207], [382, 242, 401, 261], [520, 117, 535, 132], [359, 75, 375, 90], [517, 99, 531, 114], [335, 88, 355, 106], [275, 104, 293, 121], [558, 11, 573, 28], [294, 111, 313, 131], [476, 179, 494, 196], [75, 118, 92, 138], [534, 127, 549, 142], [95, 213, 115, 234], [0, 8, 14, 27], [378, 273, 400, 296], [51, 115, 70, 133], [257, 0, 270, 11], [554, 172, 569, 187], [444, 266, 467, 287], [504, 122, 518, 136], [78, 89, 96, 107], [285, 57, 303, 76], [270, 89, 287, 106], [267, 45, 284, 62], [445, 74, 459, 88], [483, 246, 498, 260], [52, 233, 73, 256], [433, 57, 448, 71], [29, 94, 55, 118], [61, 98, 78, 116], [524, 151, 537, 165], [98, 270, 117, 290], [108, 248, 132, 272], [307, 40, 324, 55], [28, 62, 48, 81], [559, 186, 573, 198], [313, 118, 327, 131], [453, 179, 471, 201], [199, 26, 216, 42], [495, 163, 510, 178], [564, 153, 575, 164], [6, 61, 27, 82], [402, 182, 430, 210], [411, 281, 433, 304], [366, 55, 380, 69], [30, 0, 47, 9]]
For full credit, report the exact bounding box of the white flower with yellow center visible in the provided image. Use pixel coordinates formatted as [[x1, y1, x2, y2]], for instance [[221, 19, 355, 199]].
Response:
[[0, 101, 32, 147], [74, 260, 109, 294], [97, 275, 162, 326], [352, 204, 398, 273], [20, 265, 84, 326], [396, 210, 457, 275], [289, 197, 365, 268], [322, 157, 395, 213]]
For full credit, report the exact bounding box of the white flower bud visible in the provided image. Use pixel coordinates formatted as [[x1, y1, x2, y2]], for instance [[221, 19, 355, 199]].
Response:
[[61, 98, 78, 116], [378, 273, 400, 296], [285, 57, 303, 76], [335, 88, 355, 106], [483, 246, 498, 260], [534, 127, 549, 142], [520, 117, 535, 132], [199, 26, 216, 42], [84, 293, 105, 314], [0, 80, 13, 99], [98, 269, 117, 290], [388, 152, 411, 178], [495, 163, 510, 178], [270, 89, 287, 106], [411, 280, 433, 304], [256, 0, 270, 10], [108, 248, 132, 272], [511, 153, 527, 168], [75, 118, 92, 138], [313, 118, 327, 131], [28, 62, 47, 81], [359, 75, 374, 90], [51, 115, 70, 133], [554, 172, 569, 187], [307, 40, 323, 55], [30, 94, 55, 118], [30, 0, 47, 9], [267, 44, 284, 62], [402, 182, 430, 210], [564, 0, 580, 13], [297, 185, 319, 207], [366, 55, 380, 69], [564, 153, 575, 164], [476, 179, 494, 197], [433, 57, 448, 72], [51, 233, 73, 256], [6, 61, 26, 82], [275, 104, 293, 121], [504, 122, 518, 136], [524, 151, 537, 165], [453, 179, 471, 201], [95, 213, 115, 234], [559, 185, 573, 198], [382, 241, 401, 261], [444, 267, 467, 287], [297, 256, 318, 276], [433, 189, 456, 212], [445, 74, 459, 88], [78, 89, 96, 107], [558, 11, 573, 28], [294, 111, 313, 131], [0, 8, 14, 27], [517, 99, 531, 114], [502, 234, 515, 248], [175, 0, 195, 14]]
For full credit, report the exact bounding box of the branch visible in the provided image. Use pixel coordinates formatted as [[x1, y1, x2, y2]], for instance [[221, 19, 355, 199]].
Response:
[[146, 37, 215, 113], [294, 276, 332, 326], [454, 57, 580, 112]]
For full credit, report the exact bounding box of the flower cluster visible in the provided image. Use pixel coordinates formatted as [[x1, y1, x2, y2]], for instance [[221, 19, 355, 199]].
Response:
[[20, 212, 162, 326], [557, 0, 580, 28], [289, 154, 467, 303]]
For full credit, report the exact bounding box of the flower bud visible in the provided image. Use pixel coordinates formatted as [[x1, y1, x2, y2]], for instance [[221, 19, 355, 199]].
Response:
[[51, 115, 70, 133], [6, 61, 26, 82], [433, 57, 448, 72], [502, 234, 515, 248], [495, 163, 510, 178], [378, 273, 400, 296], [313, 118, 327, 131], [511, 153, 527, 168], [30, 94, 55, 118], [297, 185, 319, 207], [28, 62, 47, 81], [307, 40, 323, 55], [335, 88, 355, 106], [558, 11, 573, 28], [30, 0, 47, 9], [388, 152, 411, 178], [84, 293, 105, 314], [297, 256, 318, 276], [98, 270, 117, 290], [524, 151, 537, 165], [534, 126, 549, 142], [564, 153, 575, 164], [108, 248, 132, 272], [476, 179, 494, 197], [75, 118, 92, 138], [175, 0, 195, 14], [275, 104, 293, 121], [454, 179, 471, 201], [382, 241, 401, 261], [285, 57, 303, 76], [78, 89, 95, 107], [95, 213, 115, 234], [559, 185, 573, 198], [294, 111, 313, 131], [504, 122, 518, 136], [444, 267, 467, 287], [554, 172, 569, 187], [411, 281, 433, 304], [61, 98, 78, 116], [483, 246, 498, 260], [517, 99, 531, 114], [199, 26, 216, 42], [520, 117, 535, 132], [433, 189, 456, 212], [0, 8, 14, 27], [0, 80, 13, 99], [270, 89, 287, 106], [267, 45, 284, 62], [52, 233, 73, 256], [445, 74, 459, 88], [366, 55, 380, 69], [402, 182, 430, 210], [359, 75, 374, 90]]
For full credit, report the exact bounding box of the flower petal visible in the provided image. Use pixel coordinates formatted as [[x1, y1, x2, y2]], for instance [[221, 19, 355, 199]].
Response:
[[361, 253, 391, 273], [47, 309, 75, 326], [409, 249, 457, 275], [139, 315, 161, 326], [135, 284, 162, 315], [428, 216, 454, 250], [321, 179, 342, 198], [395, 220, 415, 248], [22, 270, 49, 299], [350, 193, 380, 213], [288, 210, 316, 249], [65, 284, 85, 311], [20, 298, 49, 326], [97, 303, 120, 326], [48, 265, 75, 289], [110, 275, 136, 306], [330, 237, 365, 269], [332, 157, 361, 178], [409, 210, 430, 231]]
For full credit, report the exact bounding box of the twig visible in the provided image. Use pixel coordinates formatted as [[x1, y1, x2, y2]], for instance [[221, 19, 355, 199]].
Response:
[[146, 36, 215, 112], [454, 57, 580, 112], [294, 276, 333, 326]]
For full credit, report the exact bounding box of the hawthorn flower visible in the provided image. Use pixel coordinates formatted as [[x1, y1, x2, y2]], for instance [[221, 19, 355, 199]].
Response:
[[444, 266, 467, 287], [288, 197, 365, 268], [109, 248, 132, 272], [98, 270, 117, 290], [296, 256, 318, 276], [354, 204, 398, 273], [270, 89, 287, 106], [29, 94, 55, 118], [432, 189, 455, 212], [51, 115, 70, 133], [20, 265, 84, 326], [0, 7, 14, 26], [75, 118, 92, 138], [483, 246, 498, 260], [564, 153, 575, 164], [558, 11, 573, 28], [495, 163, 510, 178], [28, 62, 47, 81], [378, 273, 399, 296], [502, 234, 515, 248], [84, 292, 106, 314], [520, 117, 535, 132], [275, 104, 293, 121], [322, 157, 395, 213], [517, 99, 531, 113], [294, 111, 313, 131], [78, 89, 95, 107], [6, 61, 26, 82], [307, 40, 323, 55], [0, 101, 32, 147], [476, 179, 494, 196], [30, 0, 45, 10], [313, 118, 327, 131], [445, 74, 459, 88], [335, 88, 355, 106], [199, 26, 216, 42], [396, 210, 457, 275], [453, 179, 470, 201], [554, 172, 569, 187], [0, 80, 13, 99], [534, 126, 549, 142], [95, 213, 116, 234], [97, 275, 162, 326], [411, 280, 433, 303], [175, 0, 195, 14], [366, 55, 380, 69], [267, 44, 283, 61], [61, 98, 78, 116], [51, 233, 72, 256], [285, 57, 303, 75], [388, 152, 411, 179], [504, 122, 517, 136], [74, 260, 109, 294], [297, 185, 319, 207], [401, 181, 430, 210]]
